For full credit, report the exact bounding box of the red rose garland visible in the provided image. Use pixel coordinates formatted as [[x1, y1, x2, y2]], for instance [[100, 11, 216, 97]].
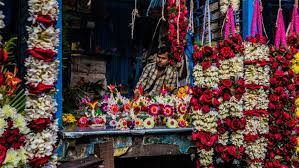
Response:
[[191, 87, 221, 167], [215, 6, 245, 163], [265, 46, 297, 168], [167, 0, 188, 64], [25, 0, 60, 167]]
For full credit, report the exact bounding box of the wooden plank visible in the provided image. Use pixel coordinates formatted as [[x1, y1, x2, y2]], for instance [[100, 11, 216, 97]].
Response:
[[94, 141, 115, 168], [58, 156, 103, 168]]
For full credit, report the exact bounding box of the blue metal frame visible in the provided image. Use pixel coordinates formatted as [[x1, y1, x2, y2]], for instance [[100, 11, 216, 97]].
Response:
[[242, 0, 254, 38], [55, 0, 63, 128]]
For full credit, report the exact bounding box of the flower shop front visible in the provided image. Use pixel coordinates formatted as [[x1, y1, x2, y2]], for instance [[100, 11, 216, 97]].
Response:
[[0, 0, 298, 168]]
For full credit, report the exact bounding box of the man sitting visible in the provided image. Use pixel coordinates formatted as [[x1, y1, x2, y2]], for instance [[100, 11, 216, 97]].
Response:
[[135, 43, 178, 97]]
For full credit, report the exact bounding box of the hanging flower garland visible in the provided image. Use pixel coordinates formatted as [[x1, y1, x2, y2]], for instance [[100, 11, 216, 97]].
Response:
[[167, 0, 188, 64], [287, 4, 299, 165], [191, 87, 221, 167], [214, 5, 246, 165], [265, 46, 297, 168], [264, 7, 297, 167], [241, 1, 271, 166], [25, 0, 60, 167]]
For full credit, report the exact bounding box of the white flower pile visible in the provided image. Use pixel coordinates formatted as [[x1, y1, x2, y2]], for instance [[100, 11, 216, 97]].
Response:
[[219, 56, 244, 80], [193, 64, 219, 88], [25, 121, 58, 159], [25, 94, 57, 121], [25, 57, 59, 85], [192, 110, 218, 134]]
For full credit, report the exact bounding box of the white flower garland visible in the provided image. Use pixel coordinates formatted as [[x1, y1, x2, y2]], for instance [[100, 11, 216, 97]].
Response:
[[220, 0, 240, 14], [25, 57, 59, 85], [219, 97, 243, 119], [192, 110, 218, 134], [193, 64, 219, 88], [244, 42, 269, 62], [219, 56, 244, 80], [243, 88, 269, 111], [244, 65, 270, 86], [25, 121, 58, 159], [25, 94, 57, 121], [25, 0, 60, 167], [243, 41, 270, 167]]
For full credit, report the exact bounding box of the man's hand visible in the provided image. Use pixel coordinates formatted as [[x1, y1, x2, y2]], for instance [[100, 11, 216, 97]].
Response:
[[134, 89, 140, 99]]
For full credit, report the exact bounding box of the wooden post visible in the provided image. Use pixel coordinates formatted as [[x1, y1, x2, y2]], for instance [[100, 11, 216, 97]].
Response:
[[242, 0, 254, 38]]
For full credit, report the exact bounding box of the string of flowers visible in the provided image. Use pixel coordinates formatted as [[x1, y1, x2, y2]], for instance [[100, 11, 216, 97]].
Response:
[[287, 11, 299, 165], [167, 0, 188, 64], [265, 46, 297, 168], [25, 0, 60, 167], [215, 5, 246, 165], [243, 35, 270, 168], [191, 87, 221, 167]]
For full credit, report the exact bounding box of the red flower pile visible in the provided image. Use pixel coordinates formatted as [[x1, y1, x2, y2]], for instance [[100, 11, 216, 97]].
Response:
[[167, 0, 188, 64], [217, 34, 244, 60], [218, 78, 245, 101], [193, 45, 219, 70], [190, 87, 221, 113], [265, 46, 297, 168]]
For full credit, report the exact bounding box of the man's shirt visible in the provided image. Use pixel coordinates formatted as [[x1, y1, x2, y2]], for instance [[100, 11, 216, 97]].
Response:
[[136, 62, 177, 96]]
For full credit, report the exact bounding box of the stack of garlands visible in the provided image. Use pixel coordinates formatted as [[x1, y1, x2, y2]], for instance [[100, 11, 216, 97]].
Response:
[[191, 86, 221, 167], [265, 46, 297, 168], [243, 34, 270, 168], [167, 0, 188, 64]]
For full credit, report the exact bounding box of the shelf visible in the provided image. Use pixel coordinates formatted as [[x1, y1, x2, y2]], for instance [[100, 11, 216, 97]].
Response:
[[60, 126, 193, 139]]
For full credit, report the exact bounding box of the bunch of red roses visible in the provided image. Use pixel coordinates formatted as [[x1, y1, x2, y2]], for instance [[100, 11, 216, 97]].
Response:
[[167, 0, 188, 64], [0, 119, 26, 165], [190, 87, 221, 113], [193, 45, 220, 70], [218, 78, 245, 101], [265, 46, 297, 168], [217, 34, 244, 60]]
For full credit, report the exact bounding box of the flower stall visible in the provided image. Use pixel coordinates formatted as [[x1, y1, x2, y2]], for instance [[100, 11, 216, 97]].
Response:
[[0, 0, 299, 168]]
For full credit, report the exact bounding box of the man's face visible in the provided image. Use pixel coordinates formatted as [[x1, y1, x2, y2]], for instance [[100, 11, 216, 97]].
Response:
[[156, 52, 169, 68]]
